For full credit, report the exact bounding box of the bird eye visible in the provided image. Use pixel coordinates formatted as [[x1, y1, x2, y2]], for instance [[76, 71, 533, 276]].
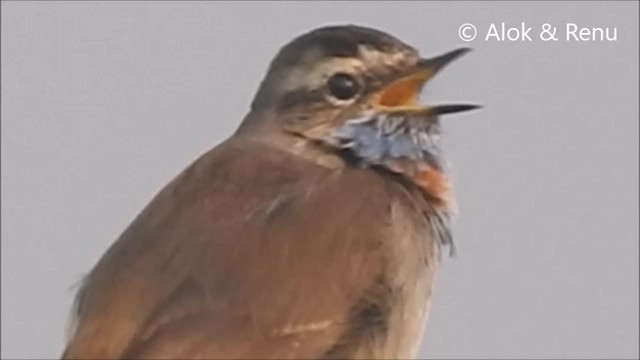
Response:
[[327, 73, 360, 101]]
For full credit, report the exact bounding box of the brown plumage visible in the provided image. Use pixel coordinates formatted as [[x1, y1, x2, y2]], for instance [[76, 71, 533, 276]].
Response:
[[62, 25, 477, 359]]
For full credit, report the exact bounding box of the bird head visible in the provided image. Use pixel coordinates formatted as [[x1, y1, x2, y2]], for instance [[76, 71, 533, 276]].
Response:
[[239, 25, 478, 208]]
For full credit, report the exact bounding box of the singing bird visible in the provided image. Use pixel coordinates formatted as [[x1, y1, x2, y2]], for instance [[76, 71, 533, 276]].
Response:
[[62, 25, 478, 359]]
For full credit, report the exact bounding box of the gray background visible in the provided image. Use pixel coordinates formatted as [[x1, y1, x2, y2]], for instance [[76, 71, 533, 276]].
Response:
[[1, 1, 638, 359]]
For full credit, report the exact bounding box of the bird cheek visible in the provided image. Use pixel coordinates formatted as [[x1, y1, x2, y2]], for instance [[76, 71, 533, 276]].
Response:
[[282, 112, 341, 144]]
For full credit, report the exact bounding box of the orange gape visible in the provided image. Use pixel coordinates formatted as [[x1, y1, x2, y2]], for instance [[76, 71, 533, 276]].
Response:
[[376, 70, 430, 107]]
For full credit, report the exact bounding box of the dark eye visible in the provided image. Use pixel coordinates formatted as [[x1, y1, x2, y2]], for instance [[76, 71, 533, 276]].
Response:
[[327, 73, 360, 101]]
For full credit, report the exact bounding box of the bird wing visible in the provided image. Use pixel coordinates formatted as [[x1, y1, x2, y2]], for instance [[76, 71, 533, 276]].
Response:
[[62, 138, 408, 359]]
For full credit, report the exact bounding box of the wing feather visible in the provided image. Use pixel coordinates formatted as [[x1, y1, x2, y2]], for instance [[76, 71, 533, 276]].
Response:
[[62, 139, 399, 359]]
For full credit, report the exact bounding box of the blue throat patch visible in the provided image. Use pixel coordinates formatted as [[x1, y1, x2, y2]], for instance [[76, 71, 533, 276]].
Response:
[[332, 111, 444, 171]]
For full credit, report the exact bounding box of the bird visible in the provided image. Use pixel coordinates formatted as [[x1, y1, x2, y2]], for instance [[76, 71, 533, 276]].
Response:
[[61, 25, 478, 359]]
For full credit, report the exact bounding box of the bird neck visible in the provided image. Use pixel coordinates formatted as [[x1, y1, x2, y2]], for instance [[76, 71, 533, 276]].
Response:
[[236, 109, 456, 214], [234, 110, 348, 171], [331, 112, 456, 213]]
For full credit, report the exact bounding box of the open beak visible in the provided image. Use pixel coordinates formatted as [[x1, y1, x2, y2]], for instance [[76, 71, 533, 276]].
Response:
[[371, 47, 480, 117]]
